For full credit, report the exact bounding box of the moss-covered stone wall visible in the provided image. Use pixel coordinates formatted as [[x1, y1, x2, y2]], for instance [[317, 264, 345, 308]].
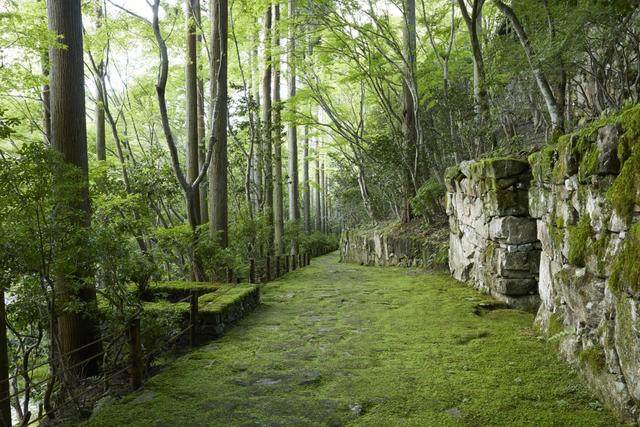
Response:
[[340, 222, 448, 270], [530, 105, 640, 422], [445, 158, 541, 310]]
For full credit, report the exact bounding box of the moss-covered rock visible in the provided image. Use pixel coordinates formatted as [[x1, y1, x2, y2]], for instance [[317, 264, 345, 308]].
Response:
[[567, 215, 593, 268]]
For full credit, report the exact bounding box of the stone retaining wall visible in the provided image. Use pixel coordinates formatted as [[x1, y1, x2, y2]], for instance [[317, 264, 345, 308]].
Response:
[[445, 158, 541, 310], [529, 111, 640, 421], [340, 226, 448, 269], [446, 105, 640, 421]]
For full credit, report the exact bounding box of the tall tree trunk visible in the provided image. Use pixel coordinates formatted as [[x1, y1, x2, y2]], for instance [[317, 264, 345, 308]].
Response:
[[457, 0, 488, 140], [251, 27, 263, 213], [401, 0, 417, 224], [196, 1, 208, 223], [302, 125, 311, 233], [314, 139, 321, 232], [41, 50, 51, 144], [186, 0, 201, 226], [209, 0, 229, 246], [287, 0, 300, 253], [320, 162, 326, 233], [46, 0, 102, 379], [262, 5, 274, 253], [94, 1, 106, 161], [272, 3, 284, 255]]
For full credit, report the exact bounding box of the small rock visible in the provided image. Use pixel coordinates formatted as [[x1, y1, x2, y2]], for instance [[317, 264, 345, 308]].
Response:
[[349, 403, 363, 416], [514, 377, 523, 385]]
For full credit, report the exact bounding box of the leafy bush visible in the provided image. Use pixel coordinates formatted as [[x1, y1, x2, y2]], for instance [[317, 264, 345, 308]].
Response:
[[411, 178, 446, 223]]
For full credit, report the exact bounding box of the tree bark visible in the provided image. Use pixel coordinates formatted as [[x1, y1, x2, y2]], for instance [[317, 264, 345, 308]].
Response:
[[196, 1, 208, 223], [209, 0, 229, 247], [186, 0, 201, 226], [302, 125, 311, 233], [457, 0, 488, 117], [401, 0, 417, 224], [273, 3, 284, 255], [95, 0, 106, 161], [41, 50, 51, 144], [287, 0, 300, 253], [262, 5, 274, 253], [47, 0, 102, 379], [314, 139, 321, 232]]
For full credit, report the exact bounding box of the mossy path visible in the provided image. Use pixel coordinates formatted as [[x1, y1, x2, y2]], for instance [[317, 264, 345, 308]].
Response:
[[88, 253, 618, 426]]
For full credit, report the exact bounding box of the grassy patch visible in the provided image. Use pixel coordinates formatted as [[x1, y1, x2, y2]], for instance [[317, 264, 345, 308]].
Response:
[[87, 255, 618, 426]]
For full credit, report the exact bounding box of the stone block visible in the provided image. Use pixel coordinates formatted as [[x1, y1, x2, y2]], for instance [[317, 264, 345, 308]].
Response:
[[493, 278, 538, 296], [489, 216, 538, 244], [483, 189, 530, 217], [597, 124, 622, 175]]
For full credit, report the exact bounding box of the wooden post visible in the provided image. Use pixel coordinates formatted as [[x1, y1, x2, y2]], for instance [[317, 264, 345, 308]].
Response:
[[284, 254, 289, 272], [291, 254, 297, 271], [128, 317, 142, 390], [265, 256, 271, 282], [226, 268, 234, 283], [190, 290, 198, 347], [274, 255, 280, 278], [0, 286, 10, 426], [249, 258, 256, 283], [298, 253, 303, 268]]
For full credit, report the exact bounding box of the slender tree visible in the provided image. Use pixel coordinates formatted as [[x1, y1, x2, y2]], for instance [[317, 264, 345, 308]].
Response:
[[186, 0, 201, 226], [46, 0, 102, 377], [314, 139, 321, 232], [262, 4, 274, 253], [302, 125, 310, 233], [401, 0, 417, 223], [209, 0, 229, 246], [273, 3, 284, 255], [197, 0, 208, 223], [457, 0, 488, 119], [287, 0, 300, 252], [494, 0, 562, 133], [95, 0, 106, 161]]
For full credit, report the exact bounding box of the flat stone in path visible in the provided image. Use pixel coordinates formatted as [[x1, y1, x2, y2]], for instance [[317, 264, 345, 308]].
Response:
[[88, 254, 618, 426]]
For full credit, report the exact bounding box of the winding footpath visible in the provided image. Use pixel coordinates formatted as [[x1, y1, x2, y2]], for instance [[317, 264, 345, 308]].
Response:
[[89, 254, 619, 426]]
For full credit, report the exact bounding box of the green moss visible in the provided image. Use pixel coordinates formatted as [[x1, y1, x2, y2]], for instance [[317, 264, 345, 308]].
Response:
[[567, 215, 593, 268], [547, 313, 565, 338], [87, 255, 617, 427], [444, 165, 462, 183], [578, 146, 600, 182], [606, 105, 640, 223], [143, 281, 219, 302], [609, 223, 640, 295], [578, 346, 607, 372]]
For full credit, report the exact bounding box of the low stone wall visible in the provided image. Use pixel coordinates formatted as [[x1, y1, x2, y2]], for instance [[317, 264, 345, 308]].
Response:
[[445, 158, 541, 310], [529, 111, 640, 421], [340, 225, 448, 269]]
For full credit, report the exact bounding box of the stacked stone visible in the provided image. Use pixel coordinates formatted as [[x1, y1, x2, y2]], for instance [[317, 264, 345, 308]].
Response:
[[445, 158, 540, 309], [340, 229, 446, 268], [529, 121, 640, 422]]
